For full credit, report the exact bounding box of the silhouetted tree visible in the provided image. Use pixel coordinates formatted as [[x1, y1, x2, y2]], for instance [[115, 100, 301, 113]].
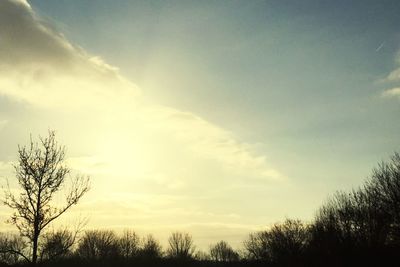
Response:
[[267, 219, 309, 264], [310, 191, 369, 253], [0, 233, 27, 264], [138, 234, 163, 259], [2, 131, 90, 265], [39, 229, 76, 261], [166, 232, 195, 260], [77, 230, 119, 260], [194, 250, 210, 261], [308, 152, 400, 265], [364, 152, 400, 245], [209, 240, 239, 262], [118, 230, 140, 259], [244, 219, 308, 264], [244, 231, 269, 261]]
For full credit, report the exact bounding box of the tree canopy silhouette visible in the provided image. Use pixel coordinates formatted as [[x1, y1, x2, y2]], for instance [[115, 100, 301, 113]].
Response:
[[167, 232, 195, 260], [77, 230, 119, 260], [209, 240, 239, 262]]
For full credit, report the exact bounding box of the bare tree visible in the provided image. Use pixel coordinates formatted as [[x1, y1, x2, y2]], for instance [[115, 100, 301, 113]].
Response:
[[0, 232, 28, 264], [210, 240, 239, 262], [2, 131, 90, 265], [118, 230, 140, 259], [39, 229, 76, 261], [77, 230, 119, 259], [244, 219, 308, 263], [138, 234, 163, 259], [308, 152, 400, 263], [366, 152, 400, 245], [167, 231, 195, 260], [194, 250, 210, 261], [244, 231, 270, 261], [266, 219, 309, 264]]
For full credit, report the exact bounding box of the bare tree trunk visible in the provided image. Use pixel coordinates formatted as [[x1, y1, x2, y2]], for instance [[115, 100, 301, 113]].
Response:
[[32, 230, 38, 265], [32, 213, 40, 265], [32, 190, 41, 265]]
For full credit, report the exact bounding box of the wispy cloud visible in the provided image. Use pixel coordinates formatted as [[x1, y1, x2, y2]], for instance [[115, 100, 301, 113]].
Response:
[[382, 87, 400, 99], [143, 107, 283, 180], [0, 0, 140, 109], [380, 47, 400, 100], [384, 69, 400, 83], [0, 0, 283, 182]]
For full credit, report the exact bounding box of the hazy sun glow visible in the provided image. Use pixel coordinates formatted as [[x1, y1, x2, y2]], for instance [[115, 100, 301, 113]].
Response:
[[0, 0, 399, 250]]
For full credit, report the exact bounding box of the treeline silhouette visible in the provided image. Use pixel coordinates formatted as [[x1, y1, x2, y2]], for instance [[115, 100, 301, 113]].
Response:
[[1, 152, 400, 267]]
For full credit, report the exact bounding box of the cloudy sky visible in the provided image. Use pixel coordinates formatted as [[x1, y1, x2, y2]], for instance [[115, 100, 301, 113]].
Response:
[[0, 0, 399, 249]]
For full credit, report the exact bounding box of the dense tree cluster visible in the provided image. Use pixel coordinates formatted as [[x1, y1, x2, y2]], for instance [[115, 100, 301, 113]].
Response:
[[244, 219, 308, 265]]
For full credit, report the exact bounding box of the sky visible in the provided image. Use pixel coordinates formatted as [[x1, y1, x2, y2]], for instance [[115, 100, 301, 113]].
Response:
[[0, 0, 400, 250]]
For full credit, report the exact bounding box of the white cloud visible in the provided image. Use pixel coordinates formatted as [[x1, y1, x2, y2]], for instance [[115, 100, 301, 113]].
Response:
[[0, 0, 283, 182], [380, 50, 400, 100], [143, 107, 283, 180], [382, 87, 400, 99], [384, 69, 400, 82], [0, 0, 140, 109], [381, 50, 400, 83]]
